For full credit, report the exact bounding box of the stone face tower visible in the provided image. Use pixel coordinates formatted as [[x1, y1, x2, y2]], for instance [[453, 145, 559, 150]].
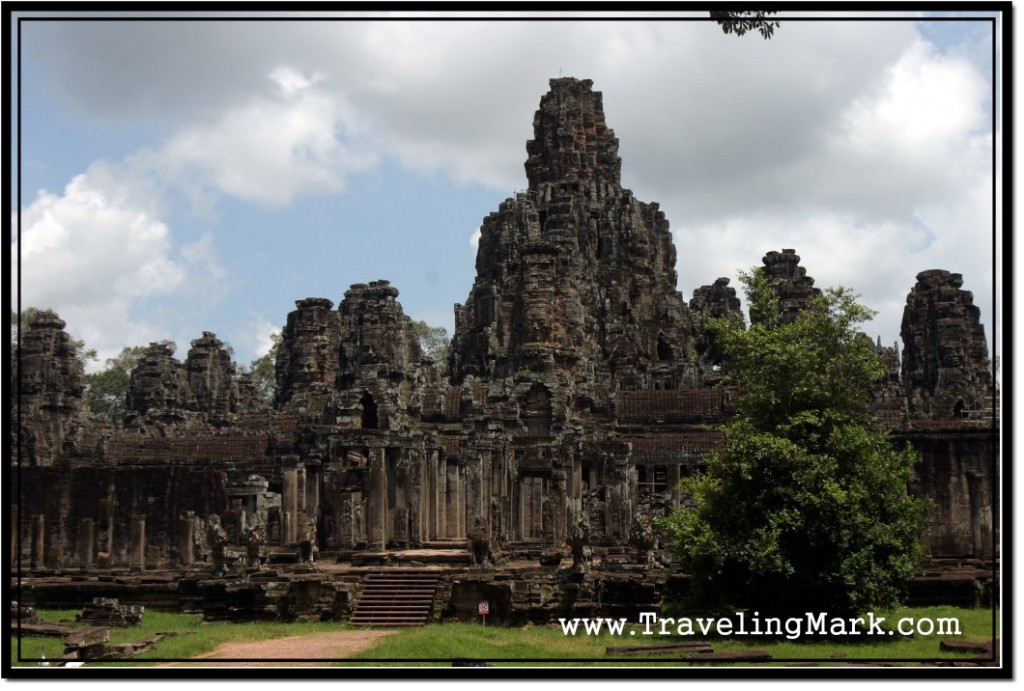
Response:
[[449, 78, 698, 394], [16, 312, 86, 466], [900, 269, 994, 418], [759, 248, 821, 323]]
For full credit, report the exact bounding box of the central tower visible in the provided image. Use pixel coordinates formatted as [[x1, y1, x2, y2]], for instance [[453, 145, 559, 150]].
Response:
[[449, 78, 698, 396]]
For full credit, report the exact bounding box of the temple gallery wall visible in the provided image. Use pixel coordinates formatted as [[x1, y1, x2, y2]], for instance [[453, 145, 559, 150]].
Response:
[[13, 78, 998, 623]]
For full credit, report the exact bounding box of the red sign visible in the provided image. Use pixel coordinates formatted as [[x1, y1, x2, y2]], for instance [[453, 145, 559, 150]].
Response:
[[478, 601, 490, 615]]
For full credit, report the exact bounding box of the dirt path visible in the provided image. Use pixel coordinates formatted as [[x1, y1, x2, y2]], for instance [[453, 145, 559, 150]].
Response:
[[158, 629, 398, 667]]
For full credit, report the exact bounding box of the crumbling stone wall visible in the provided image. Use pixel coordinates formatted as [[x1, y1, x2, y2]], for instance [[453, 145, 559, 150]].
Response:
[[186, 331, 256, 424], [449, 77, 699, 394], [12, 77, 998, 576], [126, 342, 191, 420], [901, 269, 995, 418], [689, 277, 742, 371], [15, 312, 87, 467], [896, 270, 997, 558], [759, 248, 822, 323]]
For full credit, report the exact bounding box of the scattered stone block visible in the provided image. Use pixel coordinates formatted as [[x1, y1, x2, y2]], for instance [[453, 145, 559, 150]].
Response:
[[683, 650, 772, 663], [11, 622, 73, 638], [63, 626, 111, 660], [940, 639, 991, 654], [79, 597, 144, 627], [607, 641, 713, 656]]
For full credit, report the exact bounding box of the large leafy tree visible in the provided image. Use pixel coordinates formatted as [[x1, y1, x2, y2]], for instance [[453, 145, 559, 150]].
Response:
[[243, 332, 281, 408], [663, 269, 927, 616], [84, 342, 173, 426]]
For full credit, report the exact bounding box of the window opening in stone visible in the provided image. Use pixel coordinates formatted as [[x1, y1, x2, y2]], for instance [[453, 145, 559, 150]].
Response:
[[360, 392, 379, 429], [637, 465, 668, 494], [657, 334, 673, 362], [522, 384, 553, 436]]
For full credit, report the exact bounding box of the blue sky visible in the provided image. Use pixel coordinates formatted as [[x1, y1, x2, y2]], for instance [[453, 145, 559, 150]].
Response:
[[11, 10, 1002, 372]]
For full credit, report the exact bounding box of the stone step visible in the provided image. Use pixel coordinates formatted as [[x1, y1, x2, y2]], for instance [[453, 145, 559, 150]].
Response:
[[350, 570, 441, 627], [363, 579, 438, 585], [359, 586, 437, 592]]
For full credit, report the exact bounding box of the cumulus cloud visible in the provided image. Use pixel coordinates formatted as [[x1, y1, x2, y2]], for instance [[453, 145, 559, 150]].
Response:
[[232, 314, 280, 361], [159, 66, 376, 208], [671, 32, 994, 350], [14, 162, 189, 363], [14, 66, 377, 363], [16, 15, 999, 363]]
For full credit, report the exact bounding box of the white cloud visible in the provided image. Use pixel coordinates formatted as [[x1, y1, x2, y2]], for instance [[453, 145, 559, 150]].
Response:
[[17, 17, 998, 365], [233, 314, 280, 361], [14, 67, 379, 365], [269, 66, 321, 96], [14, 163, 190, 365], [159, 67, 376, 208], [665, 31, 995, 352]]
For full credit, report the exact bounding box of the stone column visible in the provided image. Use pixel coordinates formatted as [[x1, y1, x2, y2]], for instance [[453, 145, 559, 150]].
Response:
[[436, 455, 446, 539], [30, 514, 45, 571], [465, 457, 482, 532], [967, 471, 991, 559], [10, 505, 18, 567], [367, 449, 387, 549], [99, 496, 116, 558], [78, 518, 95, 569], [296, 466, 307, 517], [667, 464, 681, 509], [339, 493, 353, 548], [550, 468, 568, 545], [409, 449, 424, 545], [282, 468, 298, 544], [179, 513, 194, 566], [307, 467, 319, 532], [130, 516, 146, 571], [45, 541, 64, 571]]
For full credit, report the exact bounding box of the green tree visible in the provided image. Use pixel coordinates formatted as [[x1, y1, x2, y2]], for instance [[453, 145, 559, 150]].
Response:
[[243, 332, 281, 408], [84, 342, 174, 425], [409, 320, 450, 371], [710, 10, 781, 40], [662, 269, 927, 616]]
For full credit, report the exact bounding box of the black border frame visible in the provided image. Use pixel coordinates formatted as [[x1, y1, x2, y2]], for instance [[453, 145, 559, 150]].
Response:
[[2, 2, 1013, 680]]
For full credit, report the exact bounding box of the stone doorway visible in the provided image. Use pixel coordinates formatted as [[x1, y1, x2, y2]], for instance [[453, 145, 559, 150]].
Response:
[[518, 473, 545, 541]]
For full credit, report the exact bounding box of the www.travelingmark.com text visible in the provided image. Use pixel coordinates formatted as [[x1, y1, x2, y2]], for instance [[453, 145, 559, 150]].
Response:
[[558, 612, 961, 640]]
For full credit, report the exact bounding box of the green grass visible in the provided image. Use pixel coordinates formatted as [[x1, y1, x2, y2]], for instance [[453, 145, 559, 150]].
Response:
[[10, 610, 354, 667], [345, 605, 999, 667], [11, 605, 998, 668]]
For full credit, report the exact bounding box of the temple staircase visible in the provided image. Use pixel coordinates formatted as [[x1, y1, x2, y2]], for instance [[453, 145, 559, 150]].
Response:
[[350, 570, 442, 627]]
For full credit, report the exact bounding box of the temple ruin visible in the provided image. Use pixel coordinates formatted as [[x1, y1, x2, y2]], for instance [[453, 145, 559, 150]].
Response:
[[11, 78, 999, 624]]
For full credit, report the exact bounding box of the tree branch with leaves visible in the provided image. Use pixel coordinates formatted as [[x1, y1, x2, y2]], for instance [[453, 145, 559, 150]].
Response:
[[662, 269, 927, 616], [710, 10, 781, 40]]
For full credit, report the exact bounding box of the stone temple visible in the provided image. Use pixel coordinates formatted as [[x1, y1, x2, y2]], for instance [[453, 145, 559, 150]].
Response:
[[12, 78, 999, 625]]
